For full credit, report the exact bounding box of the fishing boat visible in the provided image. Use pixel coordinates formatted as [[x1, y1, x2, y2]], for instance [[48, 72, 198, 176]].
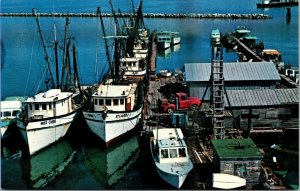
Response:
[[210, 29, 221, 45], [257, 0, 298, 8], [149, 128, 194, 188], [212, 173, 246, 189], [170, 32, 180, 45], [16, 11, 83, 155], [119, 57, 147, 79], [82, 5, 145, 147], [157, 31, 172, 49], [1, 96, 27, 139]]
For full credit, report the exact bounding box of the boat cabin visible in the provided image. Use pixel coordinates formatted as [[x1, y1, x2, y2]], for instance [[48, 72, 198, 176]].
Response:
[[133, 39, 148, 59], [92, 83, 137, 112], [23, 89, 74, 120], [234, 26, 251, 39], [152, 128, 189, 163], [1, 101, 23, 120], [119, 57, 146, 76], [211, 29, 221, 44]]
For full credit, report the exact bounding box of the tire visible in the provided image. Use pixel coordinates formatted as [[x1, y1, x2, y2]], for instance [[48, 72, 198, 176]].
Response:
[[167, 108, 174, 114], [191, 104, 198, 111]]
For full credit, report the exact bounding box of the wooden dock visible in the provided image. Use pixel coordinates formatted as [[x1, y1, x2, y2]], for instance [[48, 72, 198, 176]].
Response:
[[232, 36, 262, 62]]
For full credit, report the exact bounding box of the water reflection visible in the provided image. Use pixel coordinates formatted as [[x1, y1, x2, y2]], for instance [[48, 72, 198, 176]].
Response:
[[20, 140, 75, 189], [84, 135, 139, 188]]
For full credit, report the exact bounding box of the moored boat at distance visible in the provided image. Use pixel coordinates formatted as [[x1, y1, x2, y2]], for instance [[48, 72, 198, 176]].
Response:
[[149, 128, 194, 188], [158, 70, 172, 77], [257, 0, 298, 8], [1, 96, 27, 139], [170, 32, 180, 45], [210, 29, 221, 45], [157, 31, 172, 49]]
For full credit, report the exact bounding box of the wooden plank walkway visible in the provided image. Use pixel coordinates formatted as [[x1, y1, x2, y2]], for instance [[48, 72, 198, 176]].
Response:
[[232, 36, 262, 62]]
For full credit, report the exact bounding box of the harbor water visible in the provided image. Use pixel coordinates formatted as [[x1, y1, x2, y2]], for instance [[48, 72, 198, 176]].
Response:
[[1, 0, 299, 189]]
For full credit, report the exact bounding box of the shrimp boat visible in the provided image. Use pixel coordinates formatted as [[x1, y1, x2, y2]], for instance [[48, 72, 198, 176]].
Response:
[[1, 96, 27, 139], [17, 11, 83, 155], [149, 128, 194, 188], [82, 5, 145, 147]]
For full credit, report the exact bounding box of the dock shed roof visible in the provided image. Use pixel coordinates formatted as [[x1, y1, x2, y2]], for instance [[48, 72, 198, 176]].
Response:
[[211, 138, 262, 159], [185, 62, 280, 82], [224, 88, 299, 109]]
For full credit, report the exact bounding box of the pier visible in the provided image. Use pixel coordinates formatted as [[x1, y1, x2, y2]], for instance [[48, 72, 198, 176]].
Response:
[[0, 12, 272, 19]]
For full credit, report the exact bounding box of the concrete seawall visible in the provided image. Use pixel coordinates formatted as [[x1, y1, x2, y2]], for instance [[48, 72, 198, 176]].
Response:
[[1, 12, 272, 19]]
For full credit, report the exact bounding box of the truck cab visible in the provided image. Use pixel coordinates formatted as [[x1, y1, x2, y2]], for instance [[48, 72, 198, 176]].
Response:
[[159, 92, 201, 114]]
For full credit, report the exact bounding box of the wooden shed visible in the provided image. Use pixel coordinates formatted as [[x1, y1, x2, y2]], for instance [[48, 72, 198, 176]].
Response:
[[211, 138, 263, 186]]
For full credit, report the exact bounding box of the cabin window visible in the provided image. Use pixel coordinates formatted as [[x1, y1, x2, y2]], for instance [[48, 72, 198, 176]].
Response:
[[99, 99, 104, 106], [181, 95, 187, 100], [29, 104, 32, 110], [53, 103, 56, 109], [3, 111, 11, 117], [105, 99, 111, 106], [120, 99, 124, 105], [169, 149, 178, 158], [12, 110, 19, 117], [0, 112, 2, 117], [178, 148, 186, 157], [122, 63, 126, 67], [161, 149, 169, 159], [113, 99, 119, 106], [132, 62, 136, 67], [35, 104, 39, 110], [49, 103, 52, 109], [42, 104, 47, 110], [95, 99, 98, 105]]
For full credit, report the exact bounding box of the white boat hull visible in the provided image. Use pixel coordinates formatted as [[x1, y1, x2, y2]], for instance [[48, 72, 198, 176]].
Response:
[[212, 173, 246, 189], [17, 111, 77, 155], [83, 107, 142, 146], [157, 41, 171, 49], [171, 37, 181, 45], [155, 161, 193, 188]]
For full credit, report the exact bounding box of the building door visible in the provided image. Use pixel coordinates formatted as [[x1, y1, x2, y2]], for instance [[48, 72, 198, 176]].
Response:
[[125, 97, 131, 111]]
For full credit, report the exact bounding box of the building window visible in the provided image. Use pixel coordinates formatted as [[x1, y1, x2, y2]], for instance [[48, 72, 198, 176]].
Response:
[[35, 104, 39, 110], [113, 99, 119, 106], [234, 163, 248, 178], [42, 104, 47, 110], [161, 149, 169, 158], [105, 99, 111, 106], [120, 99, 124, 105]]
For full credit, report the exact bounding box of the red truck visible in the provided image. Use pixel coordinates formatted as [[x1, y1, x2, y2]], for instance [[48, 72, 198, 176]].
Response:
[[159, 92, 201, 114]]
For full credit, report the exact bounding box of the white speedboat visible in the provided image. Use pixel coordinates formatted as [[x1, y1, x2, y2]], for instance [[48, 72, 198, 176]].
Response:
[[149, 128, 194, 188], [212, 173, 246, 189], [1, 96, 27, 139]]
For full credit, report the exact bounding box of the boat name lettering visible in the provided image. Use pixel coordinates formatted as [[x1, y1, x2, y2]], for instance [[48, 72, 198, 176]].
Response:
[[116, 113, 131, 118], [41, 119, 56, 125], [85, 113, 96, 119]]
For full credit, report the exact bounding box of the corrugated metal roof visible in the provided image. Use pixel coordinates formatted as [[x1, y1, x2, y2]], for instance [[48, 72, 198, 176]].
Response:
[[225, 88, 299, 108], [185, 62, 281, 82]]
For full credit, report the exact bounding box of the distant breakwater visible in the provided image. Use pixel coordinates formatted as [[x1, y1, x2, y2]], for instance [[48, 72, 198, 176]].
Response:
[[1, 12, 272, 19]]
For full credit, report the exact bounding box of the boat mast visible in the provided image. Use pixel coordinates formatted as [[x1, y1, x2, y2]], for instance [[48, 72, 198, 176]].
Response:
[[32, 8, 55, 89], [61, 15, 70, 88], [72, 43, 82, 94], [53, 22, 59, 89], [97, 7, 112, 79]]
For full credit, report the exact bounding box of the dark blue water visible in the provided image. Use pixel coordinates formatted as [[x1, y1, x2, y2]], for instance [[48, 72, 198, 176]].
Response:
[[1, 0, 299, 189]]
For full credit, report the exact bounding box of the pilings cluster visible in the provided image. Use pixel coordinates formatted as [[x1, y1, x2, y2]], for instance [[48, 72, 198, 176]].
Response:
[[1, 12, 272, 19]]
